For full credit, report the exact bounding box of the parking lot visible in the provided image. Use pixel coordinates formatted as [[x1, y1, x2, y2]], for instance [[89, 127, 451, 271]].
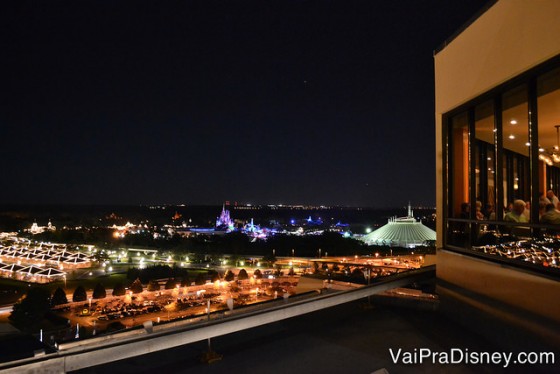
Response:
[[56, 277, 299, 337]]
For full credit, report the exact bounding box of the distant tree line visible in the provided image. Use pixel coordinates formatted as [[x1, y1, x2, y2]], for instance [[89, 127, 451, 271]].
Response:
[[126, 264, 190, 283], [28, 228, 367, 256], [26, 225, 435, 258], [10, 282, 112, 333]]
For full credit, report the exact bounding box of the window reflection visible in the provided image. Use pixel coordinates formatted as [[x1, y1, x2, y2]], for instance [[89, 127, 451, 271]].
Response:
[[502, 85, 529, 212], [475, 100, 495, 220], [444, 64, 560, 275], [537, 67, 560, 212], [449, 112, 469, 219]]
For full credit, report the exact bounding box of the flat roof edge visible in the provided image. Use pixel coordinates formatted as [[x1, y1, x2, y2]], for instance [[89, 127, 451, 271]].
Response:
[[434, 0, 497, 56]]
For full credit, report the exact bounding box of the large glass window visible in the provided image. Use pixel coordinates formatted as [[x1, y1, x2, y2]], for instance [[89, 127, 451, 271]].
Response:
[[537, 67, 560, 207], [475, 100, 495, 220], [444, 63, 560, 277], [502, 85, 530, 211], [449, 112, 469, 219], [447, 112, 470, 248]]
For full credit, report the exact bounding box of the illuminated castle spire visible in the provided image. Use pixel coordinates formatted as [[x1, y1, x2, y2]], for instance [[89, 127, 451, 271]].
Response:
[[216, 204, 234, 230]]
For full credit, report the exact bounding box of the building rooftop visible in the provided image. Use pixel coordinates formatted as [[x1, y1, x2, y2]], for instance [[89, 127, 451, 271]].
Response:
[[75, 300, 555, 374]]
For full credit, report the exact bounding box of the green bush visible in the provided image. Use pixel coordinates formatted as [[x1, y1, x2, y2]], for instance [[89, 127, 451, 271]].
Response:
[[10, 287, 51, 333], [73, 286, 87, 302], [237, 269, 248, 280], [113, 282, 126, 296], [147, 280, 160, 291], [92, 283, 106, 299], [194, 273, 205, 285], [51, 287, 68, 306], [165, 279, 177, 290], [224, 270, 234, 282], [130, 278, 143, 294]]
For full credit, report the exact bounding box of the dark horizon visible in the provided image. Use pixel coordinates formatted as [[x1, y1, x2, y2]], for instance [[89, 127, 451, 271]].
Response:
[[2, 0, 489, 208], [0, 202, 435, 210]]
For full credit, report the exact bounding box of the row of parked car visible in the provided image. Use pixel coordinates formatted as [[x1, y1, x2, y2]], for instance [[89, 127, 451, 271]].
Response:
[[95, 303, 162, 320]]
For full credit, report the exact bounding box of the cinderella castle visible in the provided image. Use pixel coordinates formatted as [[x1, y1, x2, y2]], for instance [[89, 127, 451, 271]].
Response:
[[216, 205, 235, 231]]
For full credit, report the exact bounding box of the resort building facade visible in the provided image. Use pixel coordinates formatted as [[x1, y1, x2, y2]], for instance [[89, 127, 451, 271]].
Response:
[[435, 0, 560, 347]]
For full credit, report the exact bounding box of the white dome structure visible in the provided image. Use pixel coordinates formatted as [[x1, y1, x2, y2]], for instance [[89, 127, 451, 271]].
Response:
[[362, 203, 436, 248]]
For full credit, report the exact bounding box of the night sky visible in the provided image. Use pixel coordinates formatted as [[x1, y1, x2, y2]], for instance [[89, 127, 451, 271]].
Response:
[[2, 0, 489, 207]]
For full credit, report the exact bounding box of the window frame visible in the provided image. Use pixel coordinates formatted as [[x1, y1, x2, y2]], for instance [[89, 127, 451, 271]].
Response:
[[441, 55, 560, 280]]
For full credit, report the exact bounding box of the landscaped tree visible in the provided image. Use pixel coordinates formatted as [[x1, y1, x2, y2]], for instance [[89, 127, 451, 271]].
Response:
[[312, 262, 319, 273], [180, 276, 190, 287], [73, 285, 87, 302], [147, 280, 160, 292], [165, 279, 176, 290], [113, 282, 126, 296], [209, 270, 220, 282], [130, 278, 143, 294], [10, 287, 51, 333], [51, 287, 68, 306], [351, 268, 365, 280], [253, 269, 262, 279], [237, 268, 248, 280], [92, 283, 106, 299], [194, 273, 205, 285], [224, 270, 234, 282]]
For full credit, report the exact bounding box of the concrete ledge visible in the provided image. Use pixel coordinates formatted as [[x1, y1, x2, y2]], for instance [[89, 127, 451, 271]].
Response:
[[0, 266, 434, 373], [437, 279, 560, 351]]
